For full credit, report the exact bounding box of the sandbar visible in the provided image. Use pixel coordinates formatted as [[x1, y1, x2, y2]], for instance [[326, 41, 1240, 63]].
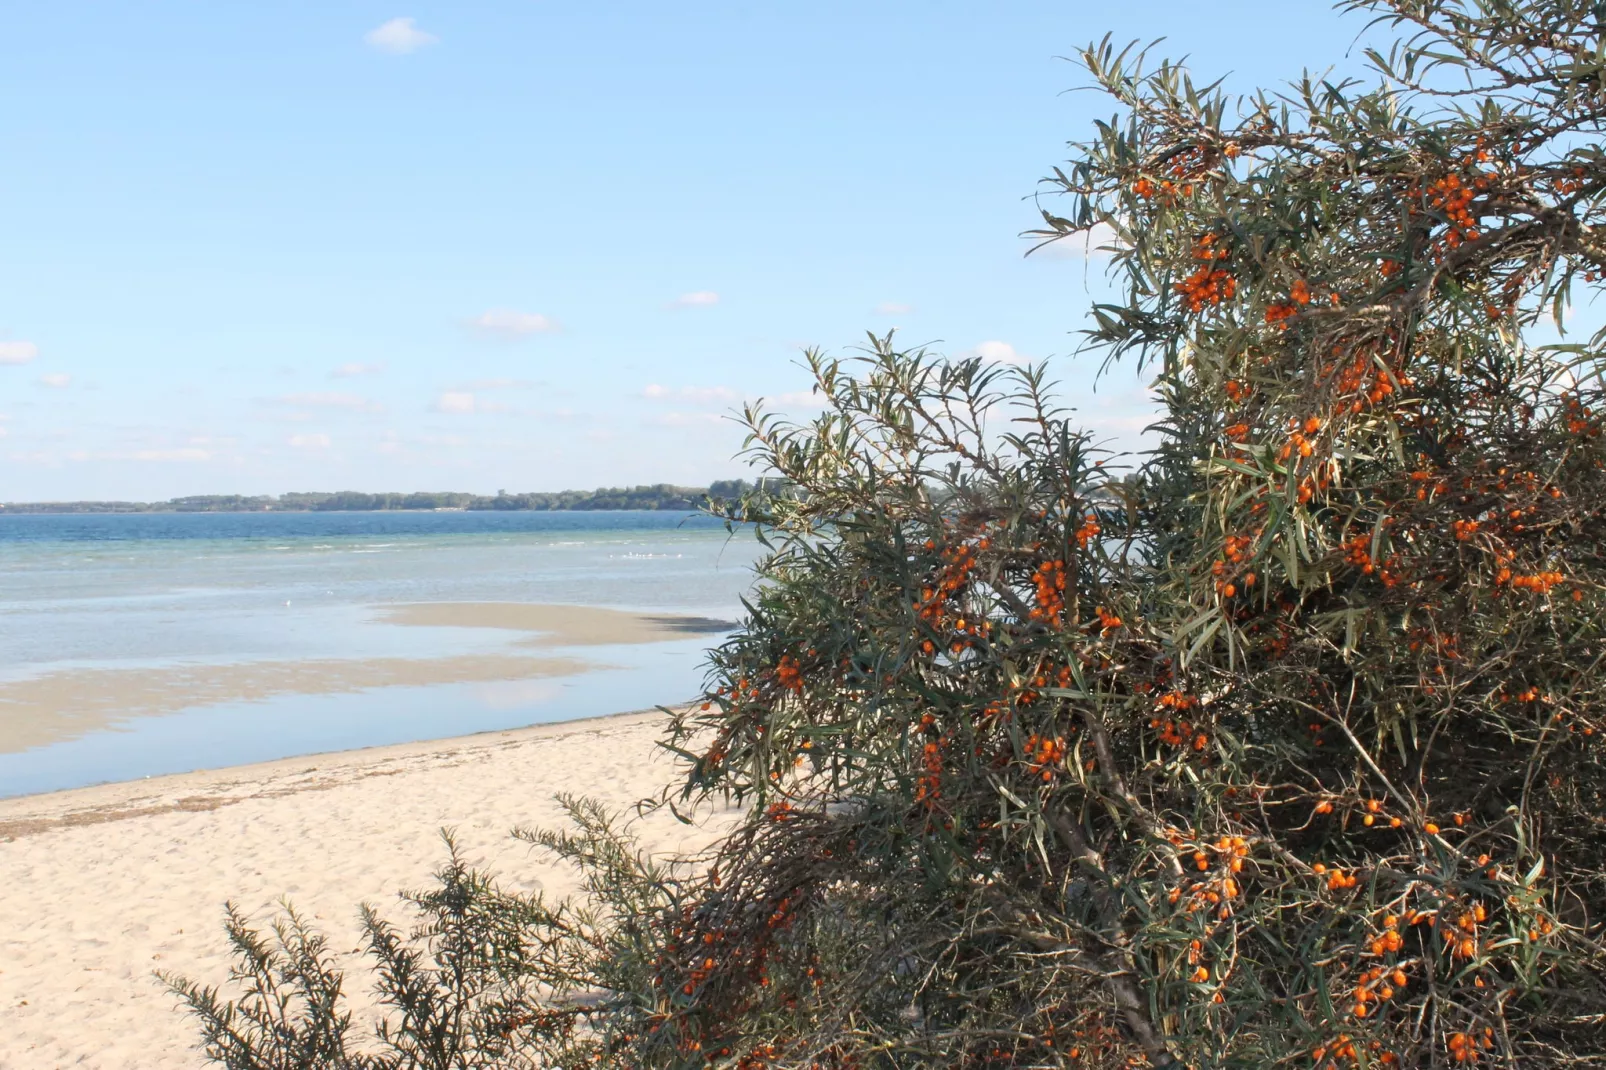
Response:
[[376, 601, 736, 646], [0, 708, 736, 1069], [0, 654, 593, 755]]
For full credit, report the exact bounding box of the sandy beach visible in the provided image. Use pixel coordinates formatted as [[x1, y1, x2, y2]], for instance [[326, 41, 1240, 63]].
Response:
[[0, 708, 734, 1069]]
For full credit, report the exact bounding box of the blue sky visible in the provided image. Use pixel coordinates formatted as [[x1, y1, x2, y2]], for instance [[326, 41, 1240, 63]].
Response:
[[1, 2, 1376, 500]]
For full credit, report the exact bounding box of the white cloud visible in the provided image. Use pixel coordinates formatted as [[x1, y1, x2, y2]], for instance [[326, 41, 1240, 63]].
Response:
[[655, 411, 726, 428], [36, 373, 71, 388], [365, 17, 437, 55], [460, 377, 534, 390], [1028, 221, 1123, 260], [132, 448, 211, 462], [64, 448, 212, 462], [972, 341, 1029, 366], [288, 433, 332, 449], [669, 291, 720, 309], [275, 392, 384, 412], [766, 389, 830, 411], [874, 302, 913, 316], [642, 384, 739, 404], [331, 362, 386, 378], [436, 391, 476, 413], [465, 309, 558, 338], [0, 341, 38, 365]]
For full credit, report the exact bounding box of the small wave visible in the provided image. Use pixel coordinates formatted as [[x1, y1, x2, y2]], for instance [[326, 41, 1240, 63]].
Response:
[[616, 552, 684, 560]]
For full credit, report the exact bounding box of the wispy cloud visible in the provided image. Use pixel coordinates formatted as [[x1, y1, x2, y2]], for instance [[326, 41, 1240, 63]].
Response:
[[36, 372, 71, 388], [274, 391, 384, 412], [464, 309, 559, 339], [654, 411, 727, 428], [365, 17, 437, 55], [970, 340, 1030, 366], [287, 433, 332, 449], [64, 448, 213, 462], [459, 377, 534, 390], [669, 291, 720, 309], [642, 384, 739, 404], [331, 362, 386, 378], [0, 341, 38, 365], [764, 389, 830, 411], [436, 391, 477, 414], [873, 302, 913, 316]]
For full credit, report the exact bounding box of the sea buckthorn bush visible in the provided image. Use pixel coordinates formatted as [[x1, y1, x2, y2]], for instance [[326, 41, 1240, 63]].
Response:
[[180, 2, 1605, 1067]]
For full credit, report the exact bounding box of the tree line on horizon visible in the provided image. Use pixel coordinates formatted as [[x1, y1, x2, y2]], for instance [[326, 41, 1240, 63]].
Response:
[[0, 480, 767, 514]]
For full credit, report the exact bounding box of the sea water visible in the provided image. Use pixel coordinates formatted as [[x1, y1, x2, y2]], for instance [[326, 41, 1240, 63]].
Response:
[[0, 510, 764, 797]]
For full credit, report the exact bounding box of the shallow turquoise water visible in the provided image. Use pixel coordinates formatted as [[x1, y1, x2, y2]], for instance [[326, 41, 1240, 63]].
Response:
[[0, 511, 763, 796]]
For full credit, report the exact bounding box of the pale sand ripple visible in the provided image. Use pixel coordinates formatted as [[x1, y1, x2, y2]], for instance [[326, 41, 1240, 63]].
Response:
[[375, 601, 736, 646], [0, 709, 738, 1069], [0, 654, 595, 754]]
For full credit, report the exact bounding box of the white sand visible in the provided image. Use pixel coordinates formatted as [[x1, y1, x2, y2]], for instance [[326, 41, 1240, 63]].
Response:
[[0, 709, 734, 1069]]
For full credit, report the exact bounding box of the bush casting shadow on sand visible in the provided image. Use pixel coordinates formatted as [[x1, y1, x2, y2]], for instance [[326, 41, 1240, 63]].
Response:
[[170, 1, 1606, 1065]]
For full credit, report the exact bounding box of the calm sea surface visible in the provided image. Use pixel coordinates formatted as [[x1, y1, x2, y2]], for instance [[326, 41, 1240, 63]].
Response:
[[0, 511, 763, 797]]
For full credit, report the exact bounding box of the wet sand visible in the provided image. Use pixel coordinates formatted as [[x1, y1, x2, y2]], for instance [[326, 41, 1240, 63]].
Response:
[[0, 708, 736, 1069], [0, 603, 734, 755], [375, 601, 736, 646]]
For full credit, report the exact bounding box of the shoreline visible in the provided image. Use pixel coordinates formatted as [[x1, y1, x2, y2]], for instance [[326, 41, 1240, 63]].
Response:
[[0, 705, 662, 831], [0, 702, 734, 1069]]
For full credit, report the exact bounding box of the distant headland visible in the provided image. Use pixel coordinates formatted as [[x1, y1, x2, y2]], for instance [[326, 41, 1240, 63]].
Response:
[[0, 481, 761, 514]]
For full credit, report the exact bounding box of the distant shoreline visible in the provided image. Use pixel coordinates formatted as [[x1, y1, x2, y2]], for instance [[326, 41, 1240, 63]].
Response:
[[0, 480, 764, 515]]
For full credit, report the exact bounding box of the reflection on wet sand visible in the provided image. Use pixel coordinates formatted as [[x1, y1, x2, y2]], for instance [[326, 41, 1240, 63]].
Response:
[[0, 655, 594, 754], [1, 603, 737, 755]]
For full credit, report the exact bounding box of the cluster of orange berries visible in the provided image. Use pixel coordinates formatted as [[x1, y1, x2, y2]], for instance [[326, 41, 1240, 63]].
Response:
[[1331, 350, 1408, 413], [916, 538, 981, 619], [1350, 960, 1408, 1019], [1427, 171, 1489, 247], [1265, 278, 1338, 327], [1564, 395, 1600, 437], [1133, 150, 1208, 202], [1278, 416, 1323, 462], [915, 739, 944, 805], [1073, 513, 1102, 548], [1447, 1029, 1496, 1063], [1175, 234, 1237, 312], [1552, 165, 1588, 195], [1313, 1035, 1399, 1067], [775, 655, 804, 693], [1408, 468, 1449, 500], [1437, 901, 1488, 960], [1211, 534, 1256, 597], [1500, 569, 1565, 593], [1028, 559, 1067, 627], [1023, 733, 1066, 782], [1094, 605, 1123, 633], [1452, 518, 1481, 541], [1312, 863, 1359, 891], [1342, 534, 1374, 571], [1367, 915, 1407, 958], [1151, 691, 1207, 751]]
